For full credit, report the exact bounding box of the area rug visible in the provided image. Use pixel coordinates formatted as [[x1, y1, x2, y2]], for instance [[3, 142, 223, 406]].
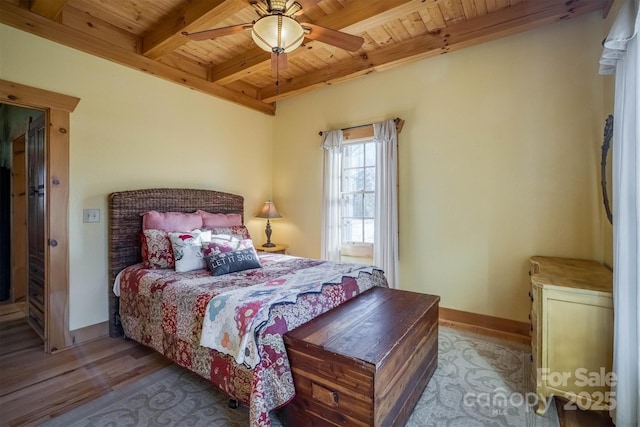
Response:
[[41, 327, 559, 427]]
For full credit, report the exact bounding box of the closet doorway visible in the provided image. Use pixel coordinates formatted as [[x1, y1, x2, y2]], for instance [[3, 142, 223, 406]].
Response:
[[0, 80, 79, 353], [1, 106, 45, 313]]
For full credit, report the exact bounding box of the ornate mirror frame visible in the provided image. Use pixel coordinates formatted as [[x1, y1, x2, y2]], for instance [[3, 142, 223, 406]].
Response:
[[600, 114, 613, 225]]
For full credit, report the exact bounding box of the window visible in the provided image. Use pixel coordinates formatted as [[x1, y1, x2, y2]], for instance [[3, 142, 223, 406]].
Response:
[[341, 140, 375, 244], [321, 119, 399, 287], [340, 139, 375, 262]]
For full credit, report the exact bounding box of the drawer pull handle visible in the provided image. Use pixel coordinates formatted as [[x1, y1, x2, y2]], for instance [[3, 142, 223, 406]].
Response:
[[311, 382, 339, 407]]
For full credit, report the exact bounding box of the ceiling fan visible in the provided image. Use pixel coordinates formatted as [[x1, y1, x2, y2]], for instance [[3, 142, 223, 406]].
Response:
[[182, 0, 365, 73]]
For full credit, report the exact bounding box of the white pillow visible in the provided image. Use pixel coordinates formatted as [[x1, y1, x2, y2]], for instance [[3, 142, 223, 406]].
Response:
[[168, 231, 206, 272], [191, 229, 213, 243]]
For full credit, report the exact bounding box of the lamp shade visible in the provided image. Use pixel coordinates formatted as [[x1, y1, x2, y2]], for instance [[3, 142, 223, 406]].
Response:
[[251, 15, 305, 54], [256, 201, 282, 219]]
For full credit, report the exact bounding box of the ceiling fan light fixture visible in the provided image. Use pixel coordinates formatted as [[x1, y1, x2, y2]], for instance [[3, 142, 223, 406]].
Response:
[[252, 15, 305, 54], [284, 2, 302, 16], [266, 0, 288, 13]]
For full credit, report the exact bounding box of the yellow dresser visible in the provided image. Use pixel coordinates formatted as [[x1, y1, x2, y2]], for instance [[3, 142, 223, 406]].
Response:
[[529, 256, 614, 415]]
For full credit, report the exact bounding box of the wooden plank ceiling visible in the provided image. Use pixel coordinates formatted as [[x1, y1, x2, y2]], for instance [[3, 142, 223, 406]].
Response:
[[1, 0, 610, 115]]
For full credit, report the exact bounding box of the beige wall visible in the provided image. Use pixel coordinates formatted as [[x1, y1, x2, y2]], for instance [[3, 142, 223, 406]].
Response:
[[272, 12, 607, 322], [0, 24, 275, 330]]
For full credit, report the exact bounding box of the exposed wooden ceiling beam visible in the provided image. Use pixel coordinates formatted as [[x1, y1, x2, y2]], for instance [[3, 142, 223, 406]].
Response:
[[0, 1, 275, 115], [210, 0, 420, 85], [260, 0, 606, 103], [30, 0, 68, 20], [142, 0, 246, 60]]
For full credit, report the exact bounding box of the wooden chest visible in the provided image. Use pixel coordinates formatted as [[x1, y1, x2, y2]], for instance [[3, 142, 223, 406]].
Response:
[[283, 286, 440, 426]]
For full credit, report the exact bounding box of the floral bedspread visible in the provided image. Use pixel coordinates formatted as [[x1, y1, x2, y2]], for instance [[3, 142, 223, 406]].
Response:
[[117, 254, 388, 426], [200, 260, 379, 369]]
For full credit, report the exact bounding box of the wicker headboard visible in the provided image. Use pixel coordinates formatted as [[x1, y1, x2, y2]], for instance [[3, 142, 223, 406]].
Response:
[[108, 188, 244, 337]]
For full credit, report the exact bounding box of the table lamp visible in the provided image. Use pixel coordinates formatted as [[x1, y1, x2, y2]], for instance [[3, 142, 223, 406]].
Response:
[[256, 201, 282, 247]]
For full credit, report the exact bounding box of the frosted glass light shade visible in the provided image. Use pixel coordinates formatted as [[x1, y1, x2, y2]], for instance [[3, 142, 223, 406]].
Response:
[[252, 15, 304, 54]]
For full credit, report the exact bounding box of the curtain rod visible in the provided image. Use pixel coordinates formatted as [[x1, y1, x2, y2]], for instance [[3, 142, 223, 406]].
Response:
[[318, 117, 403, 136]]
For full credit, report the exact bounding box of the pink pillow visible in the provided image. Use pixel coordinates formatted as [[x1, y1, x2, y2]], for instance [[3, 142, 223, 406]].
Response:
[[197, 210, 242, 228], [141, 210, 203, 231]]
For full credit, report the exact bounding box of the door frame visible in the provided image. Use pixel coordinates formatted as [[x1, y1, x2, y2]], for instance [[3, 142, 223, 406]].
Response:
[[1, 79, 80, 353]]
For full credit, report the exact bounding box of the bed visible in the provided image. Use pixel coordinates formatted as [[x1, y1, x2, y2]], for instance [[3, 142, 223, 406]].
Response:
[[108, 188, 388, 426]]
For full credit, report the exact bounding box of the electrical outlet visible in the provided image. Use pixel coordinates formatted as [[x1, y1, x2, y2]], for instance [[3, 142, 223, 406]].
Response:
[[83, 209, 100, 223]]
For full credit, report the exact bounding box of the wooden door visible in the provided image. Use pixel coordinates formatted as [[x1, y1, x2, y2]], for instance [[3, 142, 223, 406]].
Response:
[[27, 114, 46, 339], [11, 134, 28, 302]]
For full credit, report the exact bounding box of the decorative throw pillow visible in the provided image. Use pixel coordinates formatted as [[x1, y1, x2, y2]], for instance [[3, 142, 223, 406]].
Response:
[[202, 236, 255, 258], [142, 229, 174, 269], [206, 225, 252, 240], [168, 231, 206, 272], [192, 229, 213, 243], [141, 210, 203, 231], [205, 248, 262, 276], [197, 210, 243, 228]]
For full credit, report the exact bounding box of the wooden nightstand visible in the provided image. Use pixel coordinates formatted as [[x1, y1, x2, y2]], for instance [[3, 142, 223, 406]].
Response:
[[256, 244, 288, 254]]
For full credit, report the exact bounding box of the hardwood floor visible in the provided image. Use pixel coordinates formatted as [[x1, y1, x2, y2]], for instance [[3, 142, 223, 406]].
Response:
[[0, 303, 615, 427], [0, 305, 170, 426], [555, 397, 615, 427]]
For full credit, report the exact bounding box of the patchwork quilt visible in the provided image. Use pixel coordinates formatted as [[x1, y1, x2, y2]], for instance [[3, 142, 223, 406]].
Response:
[[117, 254, 387, 426]]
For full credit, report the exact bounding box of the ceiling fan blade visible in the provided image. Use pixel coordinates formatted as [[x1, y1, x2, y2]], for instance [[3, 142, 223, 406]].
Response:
[[182, 24, 252, 41], [271, 52, 289, 74], [301, 23, 364, 52]]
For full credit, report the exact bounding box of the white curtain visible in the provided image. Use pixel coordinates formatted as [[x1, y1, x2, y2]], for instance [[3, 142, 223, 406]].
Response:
[[373, 120, 399, 289], [599, 1, 640, 426], [321, 130, 343, 261]]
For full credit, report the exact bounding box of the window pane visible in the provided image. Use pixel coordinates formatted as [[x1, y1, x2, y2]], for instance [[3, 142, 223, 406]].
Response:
[[342, 193, 363, 217], [342, 168, 364, 192], [343, 144, 364, 168], [365, 142, 375, 166], [364, 193, 375, 217], [364, 167, 375, 191], [364, 219, 374, 243], [342, 218, 363, 243]]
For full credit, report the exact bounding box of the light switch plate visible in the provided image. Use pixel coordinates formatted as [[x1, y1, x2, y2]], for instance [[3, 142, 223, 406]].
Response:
[[83, 209, 100, 223]]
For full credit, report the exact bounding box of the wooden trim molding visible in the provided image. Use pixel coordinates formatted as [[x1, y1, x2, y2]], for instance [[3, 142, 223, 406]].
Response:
[[1, 79, 78, 353], [69, 321, 109, 346], [439, 307, 531, 345], [0, 80, 80, 112], [46, 109, 71, 353]]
